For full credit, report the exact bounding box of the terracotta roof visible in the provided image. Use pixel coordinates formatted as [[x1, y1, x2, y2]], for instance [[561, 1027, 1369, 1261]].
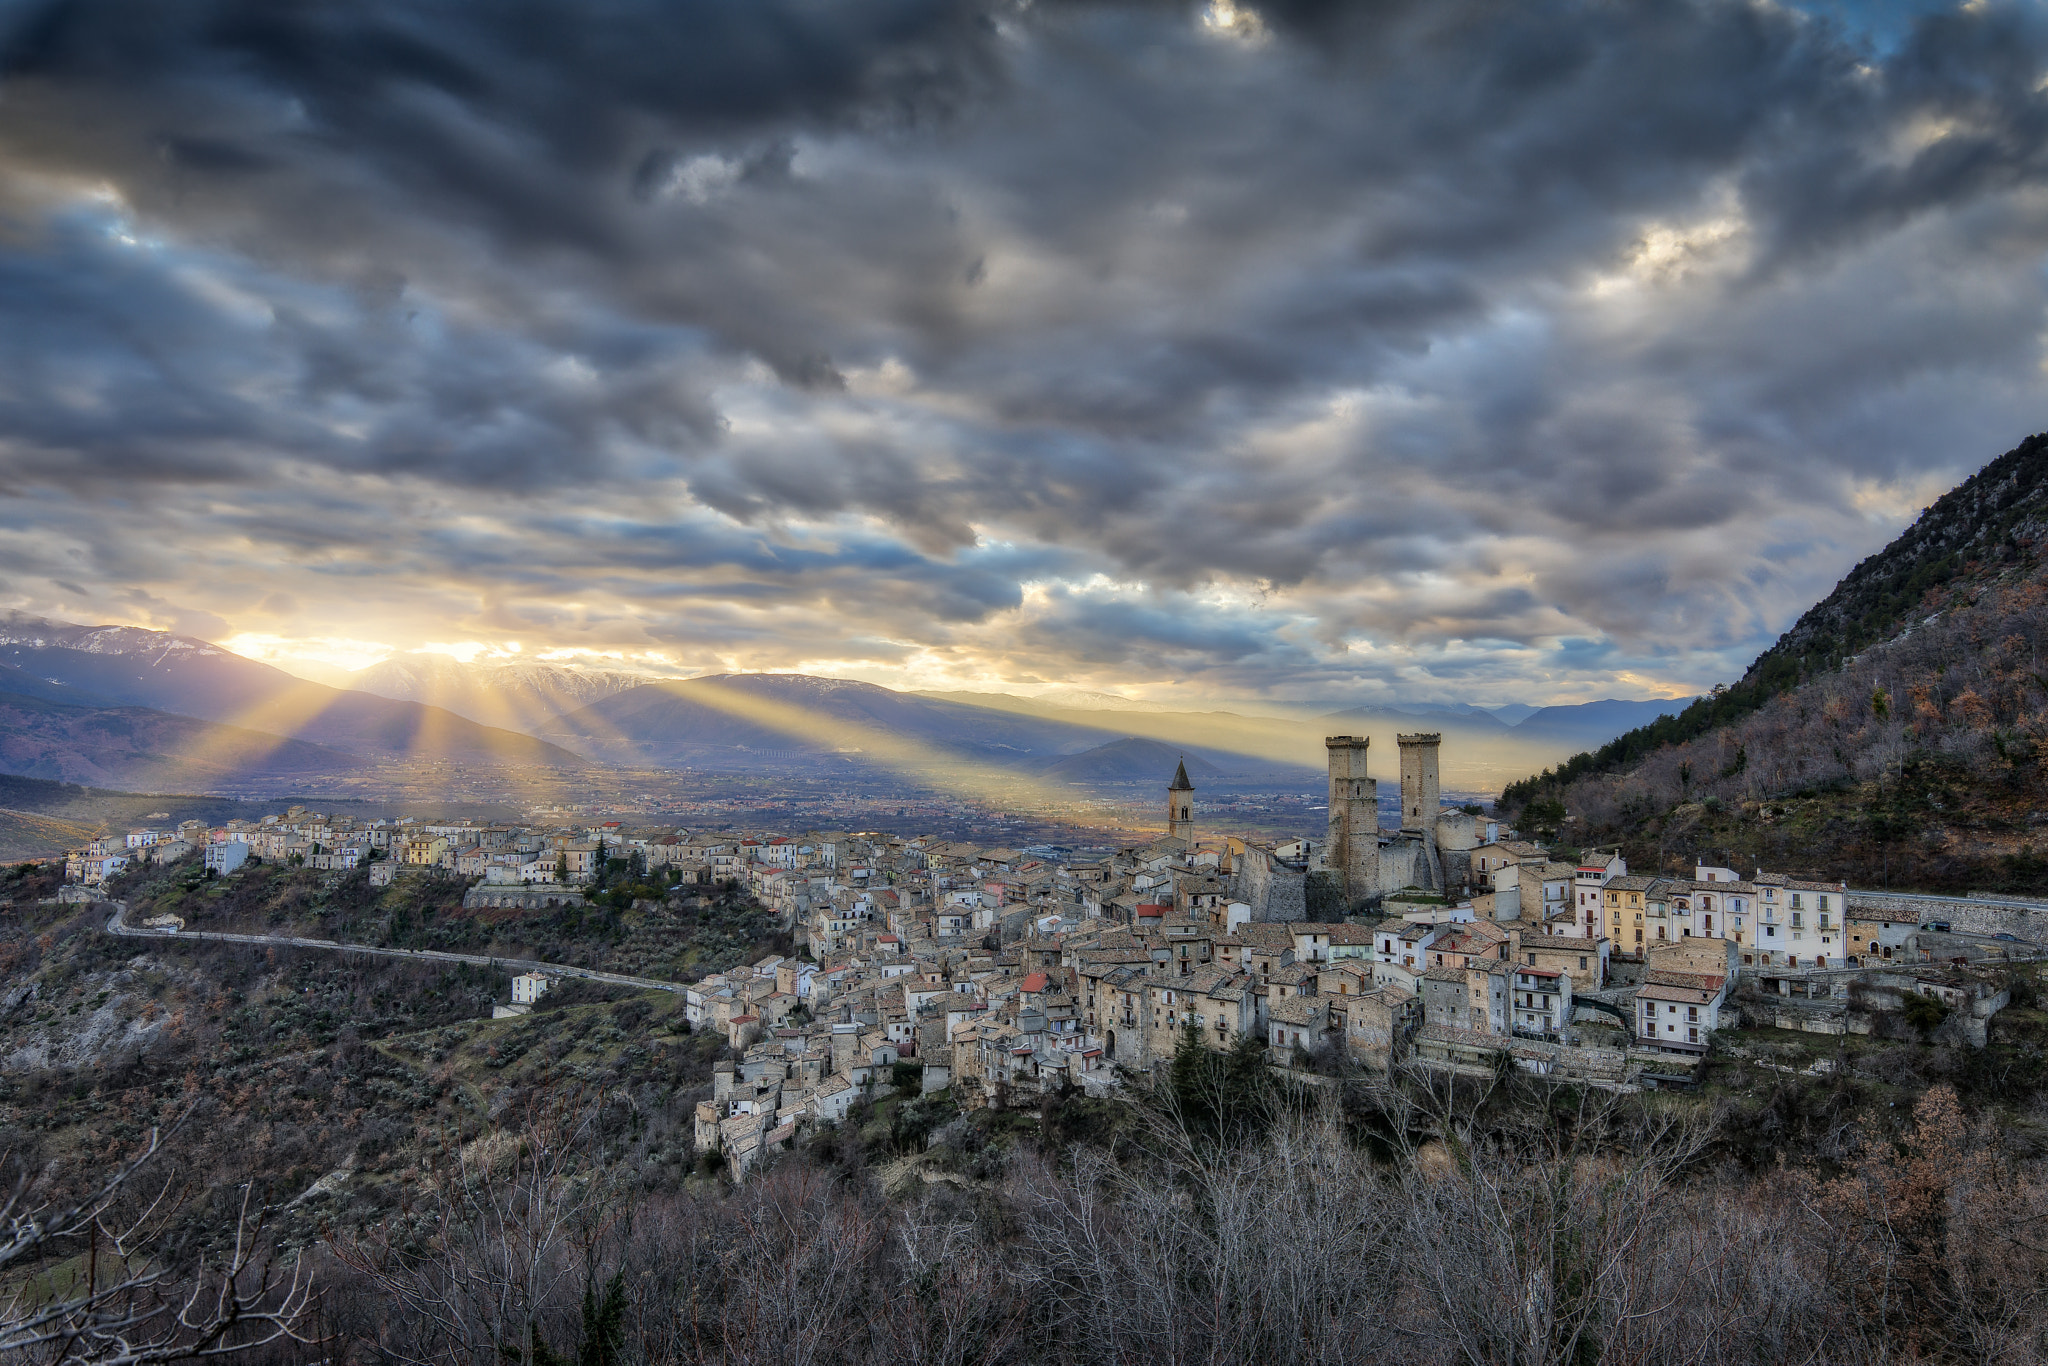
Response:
[[1268, 997, 1321, 1026], [1643, 969, 1725, 991], [1529, 934, 1602, 952], [1636, 982, 1716, 1005]]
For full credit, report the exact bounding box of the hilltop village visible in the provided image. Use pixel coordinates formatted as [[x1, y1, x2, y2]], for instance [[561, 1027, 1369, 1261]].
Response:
[[58, 732, 2031, 1177]]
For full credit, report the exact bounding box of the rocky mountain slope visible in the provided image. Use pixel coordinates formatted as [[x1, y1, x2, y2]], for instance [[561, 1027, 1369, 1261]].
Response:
[[1502, 432, 2048, 889]]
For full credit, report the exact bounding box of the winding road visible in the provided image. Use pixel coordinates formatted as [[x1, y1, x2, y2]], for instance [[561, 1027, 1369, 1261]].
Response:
[[101, 901, 688, 995]]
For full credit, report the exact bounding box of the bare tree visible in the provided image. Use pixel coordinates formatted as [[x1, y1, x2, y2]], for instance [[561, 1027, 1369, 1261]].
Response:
[[0, 1126, 319, 1364], [329, 1094, 624, 1365]]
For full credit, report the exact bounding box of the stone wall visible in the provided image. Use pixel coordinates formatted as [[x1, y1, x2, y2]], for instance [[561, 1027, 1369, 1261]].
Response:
[[463, 885, 588, 911], [1845, 890, 2048, 937], [1228, 845, 1307, 923]]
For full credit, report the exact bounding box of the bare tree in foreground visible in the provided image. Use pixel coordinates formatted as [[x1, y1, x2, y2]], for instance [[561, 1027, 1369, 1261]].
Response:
[[0, 1125, 320, 1364]]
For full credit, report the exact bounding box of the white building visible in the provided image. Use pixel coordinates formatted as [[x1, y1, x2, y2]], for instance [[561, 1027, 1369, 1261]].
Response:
[[204, 841, 251, 876], [512, 971, 551, 1006], [1509, 965, 1572, 1037], [1636, 976, 1725, 1054]]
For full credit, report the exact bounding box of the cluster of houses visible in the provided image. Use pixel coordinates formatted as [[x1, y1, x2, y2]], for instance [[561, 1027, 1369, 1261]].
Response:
[[1474, 845, 1914, 972], [58, 737, 2025, 1175], [61, 808, 833, 892]]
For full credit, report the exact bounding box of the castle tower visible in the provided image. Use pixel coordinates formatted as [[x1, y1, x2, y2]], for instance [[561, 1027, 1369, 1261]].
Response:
[[1166, 758, 1196, 845], [1396, 733, 1442, 835], [1324, 735, 1379, 907], [1397, 732, 1443, 892]]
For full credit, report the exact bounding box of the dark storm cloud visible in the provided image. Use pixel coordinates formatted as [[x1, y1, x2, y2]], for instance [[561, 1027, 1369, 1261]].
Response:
[[4, 0, 2048, 696]]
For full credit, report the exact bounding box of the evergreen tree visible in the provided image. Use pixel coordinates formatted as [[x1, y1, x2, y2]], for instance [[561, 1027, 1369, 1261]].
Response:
[[525, 1271, 627, 1366]]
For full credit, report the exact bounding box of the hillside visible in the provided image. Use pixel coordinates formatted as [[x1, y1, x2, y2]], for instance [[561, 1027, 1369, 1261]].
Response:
[[0, 615, 592, 769], [0, 691, 370, 790], [1507, 433, 2048, 803], [0, 809, 98, 861], [1036, 738, 1230, 785], [1502, 432, 2048, 889]]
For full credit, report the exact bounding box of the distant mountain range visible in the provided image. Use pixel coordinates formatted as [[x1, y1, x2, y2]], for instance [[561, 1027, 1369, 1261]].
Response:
[[1316, 696, 1687, 746], [344, 653, 655, 731], [1033, 738, 1229, 784], [0, 614, 589, 788], [1028, 688, 1160, 712], [539, 674, 1687, 790], [543, 674, 1127, 770], [0, 615, 1692, 798]]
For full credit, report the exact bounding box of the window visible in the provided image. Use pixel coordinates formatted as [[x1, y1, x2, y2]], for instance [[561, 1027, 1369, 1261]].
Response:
[[1579, 956, 1588, 971]]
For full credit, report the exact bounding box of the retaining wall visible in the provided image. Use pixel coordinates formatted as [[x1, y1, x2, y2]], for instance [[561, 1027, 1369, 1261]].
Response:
[[1845, 890, 2048, 938]]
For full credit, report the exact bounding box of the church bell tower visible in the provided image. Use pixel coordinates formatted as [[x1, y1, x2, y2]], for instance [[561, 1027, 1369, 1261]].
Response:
[[1166, 758, 1196, 844]]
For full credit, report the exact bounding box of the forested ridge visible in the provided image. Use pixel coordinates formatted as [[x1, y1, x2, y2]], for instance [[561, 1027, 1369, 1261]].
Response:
[[1500, 433, 2048, 887], [1504, 432, 2048, 817]]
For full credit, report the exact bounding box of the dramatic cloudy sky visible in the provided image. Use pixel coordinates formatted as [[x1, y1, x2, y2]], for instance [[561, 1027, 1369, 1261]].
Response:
[[2, 0, 2046, 705]]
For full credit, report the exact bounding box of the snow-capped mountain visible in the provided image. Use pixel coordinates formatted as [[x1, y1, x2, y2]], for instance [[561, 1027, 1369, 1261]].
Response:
[[0, 613, 231, 661], [345, 654, 663, 733], [1031, 687, 1159, 712]]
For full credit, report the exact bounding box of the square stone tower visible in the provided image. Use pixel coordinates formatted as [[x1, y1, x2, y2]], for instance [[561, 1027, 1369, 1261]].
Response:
[[1396, 732, 1442, 834], [1325, 735, 1378, 907]]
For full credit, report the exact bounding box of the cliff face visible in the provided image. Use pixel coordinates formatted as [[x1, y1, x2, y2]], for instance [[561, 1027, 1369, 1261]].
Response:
[[1503, 433, 2048, 890]]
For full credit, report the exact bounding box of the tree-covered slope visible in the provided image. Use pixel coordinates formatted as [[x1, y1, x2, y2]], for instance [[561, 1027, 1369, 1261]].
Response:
[[1505, 432, 2048, 814]]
